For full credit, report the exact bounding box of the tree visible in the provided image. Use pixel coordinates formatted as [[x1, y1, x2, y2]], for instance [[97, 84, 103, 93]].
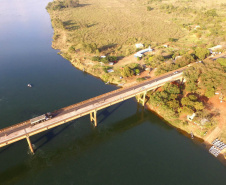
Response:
[[178, 106, 194, 115], [121, 66, 134, 77], [188, 95, 197, 101], [167, 99, 180, 111], [195, 47, 210, 60], [194, 102, 204, 110], [163, 83, 180, 94], [205, 88, 215, 98], [65, 0, 79, 8]]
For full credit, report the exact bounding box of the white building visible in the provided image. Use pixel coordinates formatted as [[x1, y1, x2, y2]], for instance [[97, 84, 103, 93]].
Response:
[[134, 46, 152, 58]]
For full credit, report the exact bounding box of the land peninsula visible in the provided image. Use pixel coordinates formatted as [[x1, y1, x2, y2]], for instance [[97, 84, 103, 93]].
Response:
[[46, 0, 226, 159]]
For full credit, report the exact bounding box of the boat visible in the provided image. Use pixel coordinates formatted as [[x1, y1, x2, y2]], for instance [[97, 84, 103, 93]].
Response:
[[27, 84, 32, 87]]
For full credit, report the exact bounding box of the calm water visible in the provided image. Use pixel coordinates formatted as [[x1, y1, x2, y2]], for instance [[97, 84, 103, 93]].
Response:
[[0, 0, 225, 184]]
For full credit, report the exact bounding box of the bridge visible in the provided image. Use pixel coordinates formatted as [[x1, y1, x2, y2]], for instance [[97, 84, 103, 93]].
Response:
[[0, 67, 186, 154]]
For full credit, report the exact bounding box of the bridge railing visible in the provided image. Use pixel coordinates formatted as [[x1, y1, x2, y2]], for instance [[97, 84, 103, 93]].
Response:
[[0, 66, 186, 134]]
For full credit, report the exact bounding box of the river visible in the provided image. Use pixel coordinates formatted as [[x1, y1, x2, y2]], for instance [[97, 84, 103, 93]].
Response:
[[0, 0, 226, 184]]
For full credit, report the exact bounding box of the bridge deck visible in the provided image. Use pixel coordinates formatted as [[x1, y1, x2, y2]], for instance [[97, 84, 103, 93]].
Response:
[[0, 67, 186, 149]]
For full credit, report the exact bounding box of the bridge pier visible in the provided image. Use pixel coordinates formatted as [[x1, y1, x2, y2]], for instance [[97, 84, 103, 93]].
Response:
[[137, 91, 147, 106], [26, 136, 34, 154], [179, 77, 185, 84], [90, 110, 97, 127]]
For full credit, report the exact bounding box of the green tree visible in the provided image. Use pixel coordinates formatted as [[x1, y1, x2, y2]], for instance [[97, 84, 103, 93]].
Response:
[[65, 0, 79, 8], [163, 83, 180, 94], [195, 47, 210, 60], [205, 88, 215, 98], [194, 102, 204, 110], [121, 66, 134, 77]]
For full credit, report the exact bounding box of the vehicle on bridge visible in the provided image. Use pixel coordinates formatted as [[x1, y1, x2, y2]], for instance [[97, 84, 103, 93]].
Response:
[[30, 112, 52, 125]]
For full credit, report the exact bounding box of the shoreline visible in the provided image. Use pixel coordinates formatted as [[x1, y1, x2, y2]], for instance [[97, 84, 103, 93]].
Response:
[[46, 2, 226, 165], [62, 50, 226, 164], [145, 103, 226, 164]]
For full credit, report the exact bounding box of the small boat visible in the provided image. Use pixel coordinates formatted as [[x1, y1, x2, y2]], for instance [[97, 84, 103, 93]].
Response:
[[27, 84, 32, 88]]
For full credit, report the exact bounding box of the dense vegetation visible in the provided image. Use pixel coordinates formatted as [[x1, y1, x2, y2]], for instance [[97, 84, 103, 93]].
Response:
[[183, 60, 226, 98]]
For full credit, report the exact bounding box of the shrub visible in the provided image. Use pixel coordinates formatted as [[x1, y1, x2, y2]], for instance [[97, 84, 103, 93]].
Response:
[[68, 45, 76, 53], [121, 66, 134, 77], [147, 6, 153, 11], [136, 77, 146, 82], [217, 58, 226, 67], [205, 9, 218, 17], [91, 56, 101, 62], [135, 69, 140, 75]]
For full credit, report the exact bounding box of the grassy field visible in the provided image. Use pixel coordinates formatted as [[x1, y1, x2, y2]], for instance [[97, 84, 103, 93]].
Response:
[[47, 0, 226, 56], [48, 0, 186, 54]]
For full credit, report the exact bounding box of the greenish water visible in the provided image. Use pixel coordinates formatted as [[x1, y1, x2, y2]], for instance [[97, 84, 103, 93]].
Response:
[[0, 0, 225, 184]]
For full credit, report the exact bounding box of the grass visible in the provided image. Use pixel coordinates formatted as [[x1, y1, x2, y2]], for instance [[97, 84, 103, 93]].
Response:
[[48, 0, 226, 57], [47, 0, 185, 55]]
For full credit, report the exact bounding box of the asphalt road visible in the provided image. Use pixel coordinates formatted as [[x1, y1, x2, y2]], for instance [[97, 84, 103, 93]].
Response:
[[0, 67, 186, 145]]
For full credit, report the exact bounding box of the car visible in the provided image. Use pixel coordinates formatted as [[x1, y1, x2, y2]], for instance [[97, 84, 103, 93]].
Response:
[[173, 71, 179, 74]]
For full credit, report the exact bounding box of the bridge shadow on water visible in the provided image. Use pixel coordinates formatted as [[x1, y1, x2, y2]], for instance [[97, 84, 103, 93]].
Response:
[[0, 143, 14, 154], [32, 100, 128, 151], [0, 108, 148, 184], [97, 101, 126, 125], [32, 122, 73, 152]]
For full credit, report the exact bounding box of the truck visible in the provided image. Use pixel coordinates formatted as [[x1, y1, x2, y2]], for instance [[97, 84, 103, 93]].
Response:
[[30, 112, 52, 125]]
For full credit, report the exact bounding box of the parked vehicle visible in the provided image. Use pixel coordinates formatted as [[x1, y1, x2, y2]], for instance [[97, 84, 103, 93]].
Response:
[[30, 112, 52, 125]]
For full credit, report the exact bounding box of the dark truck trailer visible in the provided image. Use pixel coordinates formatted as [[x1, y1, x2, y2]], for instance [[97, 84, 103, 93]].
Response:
[[30, 113, 52, 125]]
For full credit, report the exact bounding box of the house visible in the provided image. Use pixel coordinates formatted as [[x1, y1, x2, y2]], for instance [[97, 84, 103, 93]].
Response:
[[187, 113, 196, 121], [208, 45, 222, 53], [194, 25, 200, 30], [175, 56, 182, 60], [134, 53, 143, 58], [134, 46, 153, 58], [135, 43, 144, 48], [107, 69, 114, 73]]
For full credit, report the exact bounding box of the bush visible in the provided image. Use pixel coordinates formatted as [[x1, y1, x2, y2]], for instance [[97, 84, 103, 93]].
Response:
[[136, 77, 146, 82], [135, 69, 140, 75], [65, 0, 79, 8], [168, 38, 177, 42], [121, 66, 134, 77], [91, 56, 101, 62], [205, 9, 218, 17], [68, 45, 76, 53], [46, 1, 65, 10], [217, 58, 226, 67], [147, 6, 153, 11]]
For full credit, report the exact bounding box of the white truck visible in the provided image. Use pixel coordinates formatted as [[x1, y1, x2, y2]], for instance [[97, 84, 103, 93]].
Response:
[[30, 112, 52, 125]]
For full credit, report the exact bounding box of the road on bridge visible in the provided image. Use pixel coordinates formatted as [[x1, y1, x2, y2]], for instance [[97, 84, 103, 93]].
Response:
[[0, 67, 186, 149]]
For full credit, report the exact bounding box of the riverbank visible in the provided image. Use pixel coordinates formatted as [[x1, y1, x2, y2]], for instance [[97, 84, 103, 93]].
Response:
[[46, 0, 226, 164], [145, 97, 226, 162]]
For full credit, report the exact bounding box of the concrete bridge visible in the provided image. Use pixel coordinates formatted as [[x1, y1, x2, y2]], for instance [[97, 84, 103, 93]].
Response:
[[0, 67, 186, 154]]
